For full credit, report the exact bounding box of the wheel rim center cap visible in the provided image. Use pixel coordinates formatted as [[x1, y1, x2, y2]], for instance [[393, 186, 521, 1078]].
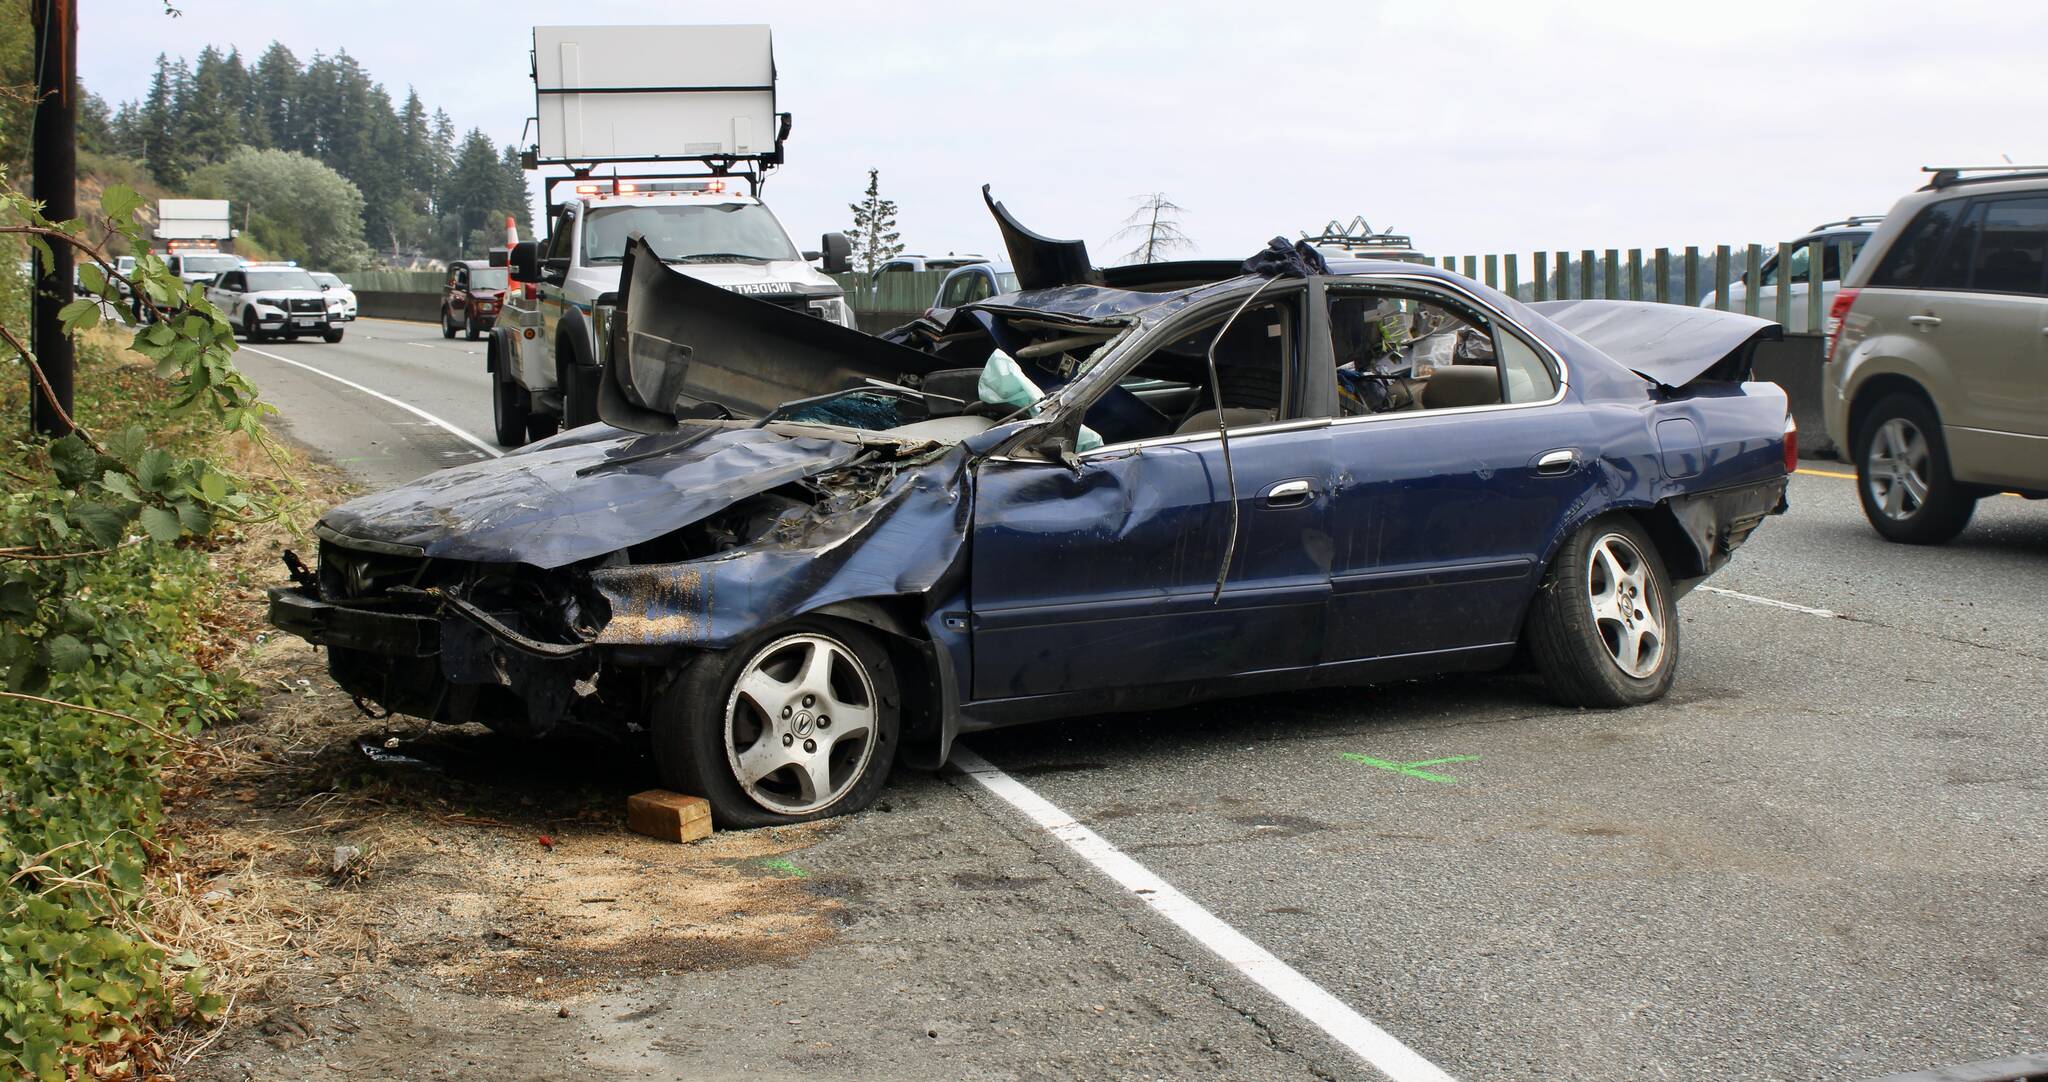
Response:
[[792, 709, 815, 736]]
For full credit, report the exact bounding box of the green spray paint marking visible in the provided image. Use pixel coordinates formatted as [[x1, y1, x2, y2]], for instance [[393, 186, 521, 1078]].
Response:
[[756, 857, 809, 878], [1340, 752, 1480, 784]]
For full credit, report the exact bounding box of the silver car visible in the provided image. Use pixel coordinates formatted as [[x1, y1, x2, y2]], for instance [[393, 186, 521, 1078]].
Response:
[[1823, 167, 2048, 543]]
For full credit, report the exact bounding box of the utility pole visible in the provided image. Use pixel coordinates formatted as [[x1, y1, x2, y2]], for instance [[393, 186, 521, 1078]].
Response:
[[28, 0, 77, 440]]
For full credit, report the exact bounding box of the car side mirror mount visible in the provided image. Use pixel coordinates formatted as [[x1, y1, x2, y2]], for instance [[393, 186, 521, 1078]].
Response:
[[821, 232, 852, 275], [541, 258, 569, 286], [510, 241, 540, 282]]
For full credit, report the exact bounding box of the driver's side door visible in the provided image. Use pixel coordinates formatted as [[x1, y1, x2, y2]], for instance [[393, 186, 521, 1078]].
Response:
[[965, 285, 1338, 702]]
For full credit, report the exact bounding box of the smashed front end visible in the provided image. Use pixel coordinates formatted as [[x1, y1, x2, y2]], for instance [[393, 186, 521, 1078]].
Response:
[[268, 422, 969, 741]]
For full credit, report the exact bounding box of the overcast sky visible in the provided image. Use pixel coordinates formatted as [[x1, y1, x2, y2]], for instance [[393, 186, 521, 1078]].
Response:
[[84, 0, 2047, 262]]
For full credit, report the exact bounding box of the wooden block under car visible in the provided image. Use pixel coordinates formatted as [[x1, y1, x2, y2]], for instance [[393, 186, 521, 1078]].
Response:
[[627, 790, 713, 842]]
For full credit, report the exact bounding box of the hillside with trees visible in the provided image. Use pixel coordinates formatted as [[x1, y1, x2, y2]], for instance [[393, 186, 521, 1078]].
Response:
[[85, 42, 532, 268]]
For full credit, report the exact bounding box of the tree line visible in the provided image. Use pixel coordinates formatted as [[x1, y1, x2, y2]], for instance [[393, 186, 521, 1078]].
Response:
[[86, 43, 532, 268]]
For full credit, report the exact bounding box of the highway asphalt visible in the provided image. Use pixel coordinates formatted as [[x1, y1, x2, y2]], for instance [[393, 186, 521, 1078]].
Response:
[[232, 317, 2047, 1081]]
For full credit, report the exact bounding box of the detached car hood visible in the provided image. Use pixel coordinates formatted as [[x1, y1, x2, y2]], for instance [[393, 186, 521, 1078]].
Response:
[[1528, 300, 1781, 388], [599, 236, 943, 433], [318, 424, 866, 569]]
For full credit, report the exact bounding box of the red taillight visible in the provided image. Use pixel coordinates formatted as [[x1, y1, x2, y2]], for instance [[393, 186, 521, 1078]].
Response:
[[1823, 288, 1859, 362], [1783, 414, 1798, 474]]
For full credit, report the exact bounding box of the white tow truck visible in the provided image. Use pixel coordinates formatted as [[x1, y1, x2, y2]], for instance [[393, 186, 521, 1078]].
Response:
[[488, 25, 853, 446]]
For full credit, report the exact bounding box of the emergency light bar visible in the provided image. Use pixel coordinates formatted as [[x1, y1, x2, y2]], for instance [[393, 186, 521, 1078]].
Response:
[[568, 178, 734, 197]]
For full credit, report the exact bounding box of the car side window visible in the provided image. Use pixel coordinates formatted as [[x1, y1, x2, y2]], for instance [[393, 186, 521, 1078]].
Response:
[[544, 215, 574, 262], [1497, 330, 1558, 403], [220, 272, 243, 292], [1325, 284, 1555, 416], [1869, 200, 1963, 288], [1930, 196, 2048, 296], [938, 271, 979, 308]]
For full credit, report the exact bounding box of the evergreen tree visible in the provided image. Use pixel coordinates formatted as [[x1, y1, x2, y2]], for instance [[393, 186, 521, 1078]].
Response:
[[251, 43, 301, 154], [139, 55, 180, 184], [179, 46, 236, 168], [498, 145, 533, 237], [848, 169, 903, 274]]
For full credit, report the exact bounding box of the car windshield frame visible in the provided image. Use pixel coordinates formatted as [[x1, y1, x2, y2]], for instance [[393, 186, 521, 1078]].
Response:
[[580, 202, 800, 265], [245, 269, 319, 291]]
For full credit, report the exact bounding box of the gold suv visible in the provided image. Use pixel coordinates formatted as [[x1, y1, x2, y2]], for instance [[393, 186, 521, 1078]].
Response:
[[1823, 167, 2048, 543]]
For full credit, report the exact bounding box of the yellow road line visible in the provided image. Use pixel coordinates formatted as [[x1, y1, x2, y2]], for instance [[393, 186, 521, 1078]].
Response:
[[1796, 465, 2025, 499]]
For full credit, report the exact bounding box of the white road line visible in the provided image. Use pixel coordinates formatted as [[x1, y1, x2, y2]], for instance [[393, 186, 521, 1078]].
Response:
[[239, 345, 503, 459], [951, 746, 1456, 1082], [1696, 584, 1839, 619]]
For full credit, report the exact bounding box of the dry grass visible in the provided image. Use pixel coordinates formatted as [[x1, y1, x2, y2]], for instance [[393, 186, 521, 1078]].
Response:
[[131, 377, 844, 1074]]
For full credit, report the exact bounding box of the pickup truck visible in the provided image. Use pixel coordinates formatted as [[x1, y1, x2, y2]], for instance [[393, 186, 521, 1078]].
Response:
[[489, 180, 850, 445]]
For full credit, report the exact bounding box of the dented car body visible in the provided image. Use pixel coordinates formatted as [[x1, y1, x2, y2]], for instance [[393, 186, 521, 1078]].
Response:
[[271, 193, 1792, 824]]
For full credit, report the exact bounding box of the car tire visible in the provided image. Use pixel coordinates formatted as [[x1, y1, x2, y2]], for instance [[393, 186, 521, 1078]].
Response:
[[442, 311, 457, 339], [654, 619, 900, 828], [323, 328, 344, 343], [559, 358, 600, 429], [240, 311, 265, 343], [491, 361, 531, 448], [465, 315, 480, 341], [1854, 393, 1975, 545], [1526, 515, 1679, 708]]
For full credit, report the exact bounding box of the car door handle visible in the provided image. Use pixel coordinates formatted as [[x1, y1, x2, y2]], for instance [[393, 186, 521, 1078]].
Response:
[[1534, 448, 1580, 476], [1907, 314, 1942, 328], [1260, 479, 1316, 508]]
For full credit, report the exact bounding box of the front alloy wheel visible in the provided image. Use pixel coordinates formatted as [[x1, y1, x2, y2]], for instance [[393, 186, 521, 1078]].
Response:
[[656, 620, 898, 828], [725, 633, 879, 816]]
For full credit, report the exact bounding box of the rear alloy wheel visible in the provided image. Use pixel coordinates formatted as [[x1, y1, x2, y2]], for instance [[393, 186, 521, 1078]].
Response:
[[1856, 393, 1975, 545], [441, 310, 457, 339], [655, 621, 899, 828], [1526, 516, 1678, 707]]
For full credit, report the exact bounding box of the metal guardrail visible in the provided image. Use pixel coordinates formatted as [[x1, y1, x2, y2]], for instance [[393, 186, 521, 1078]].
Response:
[[1429, 239, 1864, 334]]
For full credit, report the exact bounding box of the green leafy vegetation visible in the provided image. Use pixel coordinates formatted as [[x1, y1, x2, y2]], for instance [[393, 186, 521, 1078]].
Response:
[[1, 180, 277, 1078]]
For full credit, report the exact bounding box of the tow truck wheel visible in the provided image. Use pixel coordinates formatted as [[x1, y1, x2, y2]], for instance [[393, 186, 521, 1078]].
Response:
[[655, 619, 900, 828], [441, 311, 456, 339], [560, 359, 600, 430], [490, 348, 531, 447], [1525, 515, 1679, 708]]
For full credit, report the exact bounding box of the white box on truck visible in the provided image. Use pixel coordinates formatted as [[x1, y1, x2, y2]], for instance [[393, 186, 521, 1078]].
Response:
[[156, 199, 232, 241], [532, 24, 777, 163]]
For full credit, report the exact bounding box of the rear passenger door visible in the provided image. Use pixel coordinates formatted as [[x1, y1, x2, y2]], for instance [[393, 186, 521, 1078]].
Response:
[[1922, 195, 2048, 441], [1317, 279, 1595, 665]]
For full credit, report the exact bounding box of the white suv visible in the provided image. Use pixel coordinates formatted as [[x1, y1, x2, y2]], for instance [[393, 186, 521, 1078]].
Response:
[[1823, 168, 2048, 543], [1701, 217, 1880, 332]]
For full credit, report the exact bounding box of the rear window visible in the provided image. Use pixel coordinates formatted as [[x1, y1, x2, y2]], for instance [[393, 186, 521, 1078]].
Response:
[[1928, 196, 2048, 295], [1868, 200, 1963, 288]]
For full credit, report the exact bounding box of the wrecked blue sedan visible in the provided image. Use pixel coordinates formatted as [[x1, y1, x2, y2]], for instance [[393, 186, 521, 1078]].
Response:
[[270, 193, 1792, 826]]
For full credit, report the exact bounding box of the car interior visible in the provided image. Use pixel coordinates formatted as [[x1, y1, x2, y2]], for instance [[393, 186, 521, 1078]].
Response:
[[859, 283, 1557, 448]]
